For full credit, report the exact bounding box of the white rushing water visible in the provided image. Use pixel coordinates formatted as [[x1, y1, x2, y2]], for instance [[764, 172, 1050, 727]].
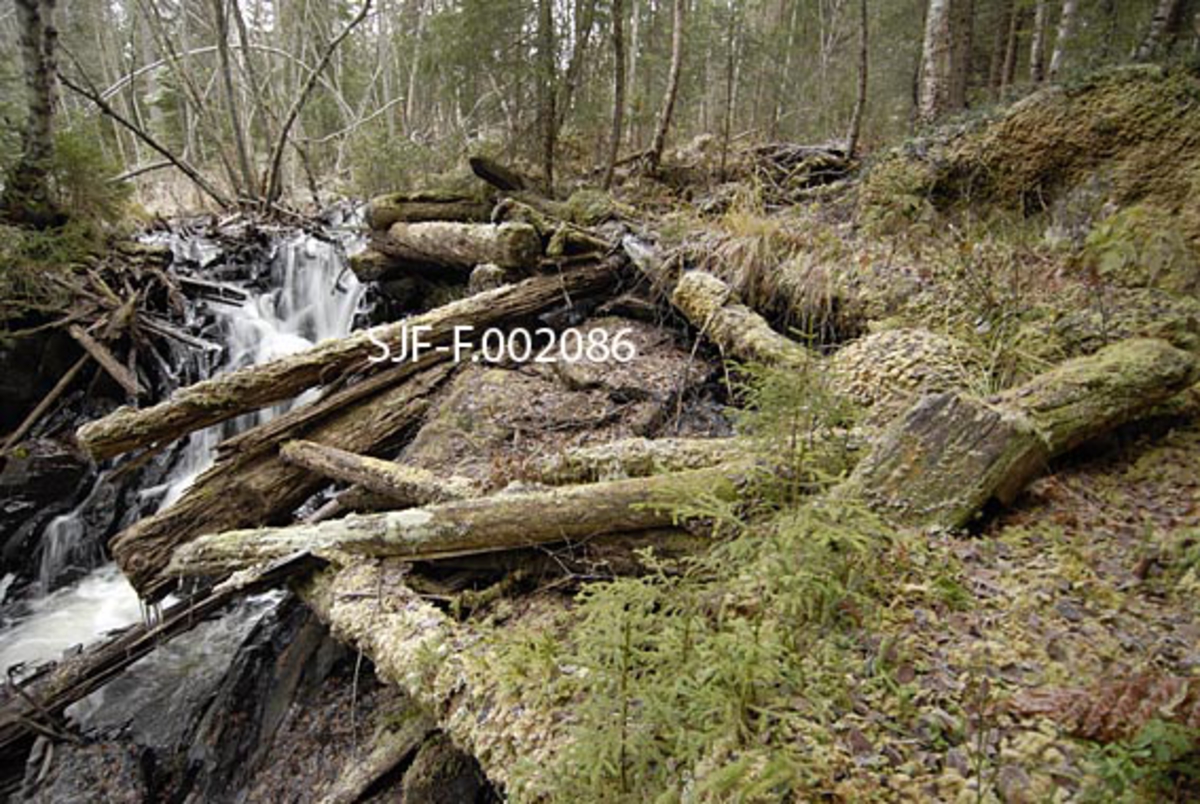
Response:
[[0, 230, 363, 675]]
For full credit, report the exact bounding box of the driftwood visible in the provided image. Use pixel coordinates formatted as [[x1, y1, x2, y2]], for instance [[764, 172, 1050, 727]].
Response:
[[366, 191, 493, 230], [842, 338, 1200, 529], [364, 222, 542, 282], [0, 553, 321, 772], [280, 440, 478, 506], [77, 258, 625, 461], [110, 362, 455, 602], [168, 463, 748, 577]]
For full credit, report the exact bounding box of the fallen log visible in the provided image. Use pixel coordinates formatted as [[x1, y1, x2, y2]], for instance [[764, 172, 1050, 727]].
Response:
[[469, 155, 530, 193], [841, 338, 1200, 529], [366, 191, 493, 231], [365, 221, 541, 282], [77, 257, 625, 461], [168, 463, 749, 577], [0, 553, 321, 773], [68, 324, 142, 397], [623, 236, 807, 365], [110, 362, 456, 602], [530, 436, 750, 484], [280, 440, 478, 506]]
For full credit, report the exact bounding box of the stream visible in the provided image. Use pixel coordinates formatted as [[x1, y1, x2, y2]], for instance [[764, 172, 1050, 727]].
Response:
[[0, 221, 364, 678]]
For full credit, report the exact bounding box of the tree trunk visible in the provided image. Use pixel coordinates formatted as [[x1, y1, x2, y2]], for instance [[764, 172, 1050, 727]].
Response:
[[366, 191, 494, 230], [602, 0, 627, 190], [947, 0, 973, 111], [987, 0, 1014, 98], [168, 464, 748, 577], [846, 0, 869, 158], [1030, 0, 1048, 83], [918, 0, 953, 123], [364, 222, 542, 281], [647, 0, 685, 171], [211, 0, 255, 199], [1048, 0, 1079, 81], [280, 440, 478, 505], [76, 258, 624, 461], [1134, 0, 1185, 61], [556, 0, 598, 132], [842, 338, 1199, 529], [1000, 3, 1023, 97], [1, 0, 63, 227], [537, 0, 557, 192]]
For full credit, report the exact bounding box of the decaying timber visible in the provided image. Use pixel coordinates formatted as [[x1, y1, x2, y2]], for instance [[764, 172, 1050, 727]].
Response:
[[280, 439, 478, 505], [111, 362, 455, 602], [77, 257, 625, 461], [530, 436, 750, 484], [366, 190, 493, 230], [168, 463, 749, 577], [842, 338, 1200, 529], [364, 221, 542, 281]]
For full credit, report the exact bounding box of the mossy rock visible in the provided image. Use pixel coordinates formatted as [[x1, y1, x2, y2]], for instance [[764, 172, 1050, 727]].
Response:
[[564, 189, 634, 227]]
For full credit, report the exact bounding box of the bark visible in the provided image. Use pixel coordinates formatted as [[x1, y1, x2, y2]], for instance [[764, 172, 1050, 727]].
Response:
[[280, 440, 478, 506], [918, 0, 953, 123], [366, 191, 493, 230], [671, 271, 809, 365], [845, 0, 869, 159], [530, 436, 750, 484], [1047, 0, 1079, 81], [537, 0, 557, 191], [646, 0, 685, 171], [947, 0, 973, 111], [842, 338, 1199, 529], [109, 362, 456, 602], [556, 0, 598, 132], [211, 0, 255, 198], [365, 222, 542, 281], [168, 464, 748, 577], [1000, 3, 1023, 96], [1, 0, 62, 226], [1134, 0, 1185, 61], [76, 258, 624, 461], [1030, 0, 1048, 84], [987, 0, 1014, 97], [603, 0, 627, 190]]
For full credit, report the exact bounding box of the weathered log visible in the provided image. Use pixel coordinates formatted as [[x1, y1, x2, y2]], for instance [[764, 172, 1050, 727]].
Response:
[[530, 436, 750, 484], [111, 362, 456, 602], [0, 553, 320, 772], [77, 258, 625, 461], [469, 155, 530, 193], [671, 271, 809, 365], [623, 236, 807, 365], [366, 190, 493, 231], [366, 222, 541, 281], [842, 338, 1199, 529], [280, 440, 478, 506], [68, 324, 142, 397], [168, 463, 748, 577]]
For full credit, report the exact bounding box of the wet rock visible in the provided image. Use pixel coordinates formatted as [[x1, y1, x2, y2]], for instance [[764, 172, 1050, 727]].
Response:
[[18, 739, 147, 804]]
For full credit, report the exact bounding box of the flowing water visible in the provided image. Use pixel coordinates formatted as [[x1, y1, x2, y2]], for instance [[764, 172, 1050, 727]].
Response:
[[0, 226, 363, 676]]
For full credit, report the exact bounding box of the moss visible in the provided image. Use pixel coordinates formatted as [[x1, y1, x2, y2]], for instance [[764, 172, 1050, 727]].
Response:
[[1080, 204, 1200, 294]]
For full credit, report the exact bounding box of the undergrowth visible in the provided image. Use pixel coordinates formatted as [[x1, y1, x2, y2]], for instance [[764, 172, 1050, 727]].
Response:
[[493, 359, 970, 802]]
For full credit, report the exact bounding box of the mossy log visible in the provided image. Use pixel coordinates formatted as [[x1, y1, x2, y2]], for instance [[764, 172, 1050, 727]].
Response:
[[364, 222, 541, 282], [843, 338, 1199, 529], [76, 258, 624, 461], [366, 191, 493, 231], [280, 439, 478, 506], [530, 436, 750, 484], [168, 463, 748, 577], [110, 363, 456, 602], [671, 271, 810, 365], [623, 236, 807, 365]]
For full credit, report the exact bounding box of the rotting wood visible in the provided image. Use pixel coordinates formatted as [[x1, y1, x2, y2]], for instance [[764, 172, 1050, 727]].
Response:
[[366, 190, 493, 230], [77, 257, 625, 461], [841, 338, 1200, 529], [167, 463, 750, 577], [530, 436, 750, 484], [366, 221, 542, 281], [110, 362, 456, 602], [280, 440, 478, 506]]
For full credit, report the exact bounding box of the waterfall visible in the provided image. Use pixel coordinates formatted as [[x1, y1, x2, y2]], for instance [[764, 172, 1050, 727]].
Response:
[[0, 228, 363, 676]]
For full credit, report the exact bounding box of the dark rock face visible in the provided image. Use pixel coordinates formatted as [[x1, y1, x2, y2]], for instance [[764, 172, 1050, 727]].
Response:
[[0, 438, 93, 586], [397, 734, 492, 804]]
